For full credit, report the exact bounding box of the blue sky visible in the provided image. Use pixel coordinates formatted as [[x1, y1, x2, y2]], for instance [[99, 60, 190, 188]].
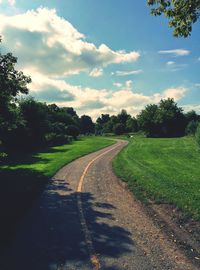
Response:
[[0, 0, 200, 119]]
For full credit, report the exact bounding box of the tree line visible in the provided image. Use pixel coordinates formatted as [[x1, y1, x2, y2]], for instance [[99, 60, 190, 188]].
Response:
[[1, 39, 200, 160]]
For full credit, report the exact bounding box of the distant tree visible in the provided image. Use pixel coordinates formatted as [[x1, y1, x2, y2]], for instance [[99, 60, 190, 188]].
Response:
[[66, 124, 80, 139], [117, 109, 130, 124], [113, 123, 126, 135], [19, 98, 50, 147], [195, 123, 200, 146], [147, 0, 200, 37], [158, 98, 186, 137], [137, 104, 160, 137], [126, 117, 138, 132], [96, 114, 110, 125], [137, 98, 186, 137], [96, 114, 111, 134], [185, 110, 199, 123], [186, 120, 199, 135], [79, 115, 95, 134]]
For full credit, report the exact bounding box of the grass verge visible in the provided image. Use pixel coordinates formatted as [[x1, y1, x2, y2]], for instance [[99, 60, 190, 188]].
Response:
[[113, 135, 200, 220], [0, 136, 114, 246]]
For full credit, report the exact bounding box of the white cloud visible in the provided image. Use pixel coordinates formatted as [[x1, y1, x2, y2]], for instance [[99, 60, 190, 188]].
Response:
[[0, 8, 140, 76], [26, 69, 187, 119], [166, 61, 187, 72], [125, 80, 133, 89], [158, 49, 190, 57], [195, 83, 200, 87], [182, 104, 200, 114], [113, 82, 122, 88], [162, 87, 187, 100], [114, 69, 143, 76], [166, 61, 175, 66], [198, 57, 200, 61], [8, 0, 15, 6], [89, 68, 103, 77], [0, 0, 15, 6]]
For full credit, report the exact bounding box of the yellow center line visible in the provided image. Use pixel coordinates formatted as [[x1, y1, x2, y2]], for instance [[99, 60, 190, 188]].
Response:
[[76, 142, 122, 270]]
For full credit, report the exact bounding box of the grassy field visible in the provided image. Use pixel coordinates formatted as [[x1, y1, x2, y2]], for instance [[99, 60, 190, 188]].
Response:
[[113, 135, 200, 219], [1, 136, 114, 177], [0, 136, 114, 245]]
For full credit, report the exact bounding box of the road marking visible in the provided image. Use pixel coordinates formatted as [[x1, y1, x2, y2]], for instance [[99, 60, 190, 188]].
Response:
[[76, 142, 122, 270]]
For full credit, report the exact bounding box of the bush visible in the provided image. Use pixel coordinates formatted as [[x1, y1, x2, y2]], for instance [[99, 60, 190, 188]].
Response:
[[113, 123, 126, 135], [186, 120, 199, 135], [195, 124, 200, 147], [45, 133, 73, 147], [66, 125, 80, 139]]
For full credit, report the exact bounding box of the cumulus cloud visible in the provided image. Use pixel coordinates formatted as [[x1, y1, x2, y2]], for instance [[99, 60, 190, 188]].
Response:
[[182, 104, 200, 114], [162, 87, 187, 100], [0, 0, 15, 6], [113, 69, 143, 76], [158, 49, 190, 57], [89, 68, 103, 77], [166, 61, 175, 66], [0, 7, 139, 76], [27, 70, 187, 119], [113, 82, 122, 88]]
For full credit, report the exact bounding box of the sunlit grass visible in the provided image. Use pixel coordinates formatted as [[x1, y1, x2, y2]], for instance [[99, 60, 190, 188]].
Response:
[[113, 135, 200, 219]]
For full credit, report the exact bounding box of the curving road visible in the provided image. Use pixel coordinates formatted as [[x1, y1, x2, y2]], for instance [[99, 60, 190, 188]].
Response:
[[0, 140, 197, 270]]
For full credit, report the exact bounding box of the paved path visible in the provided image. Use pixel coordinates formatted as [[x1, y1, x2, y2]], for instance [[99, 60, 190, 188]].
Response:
[[0, 140, 197, 270]]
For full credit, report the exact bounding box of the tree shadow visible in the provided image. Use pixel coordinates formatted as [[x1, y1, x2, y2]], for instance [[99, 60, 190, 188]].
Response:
[[0, 168, 49, 248], [0, 176, 134, 270]]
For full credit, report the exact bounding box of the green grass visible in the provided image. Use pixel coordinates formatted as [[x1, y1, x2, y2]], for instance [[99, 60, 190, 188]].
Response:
[[1, 136, 114, 177], [0, 136, 114, 244], [113, 135, 200, 219]]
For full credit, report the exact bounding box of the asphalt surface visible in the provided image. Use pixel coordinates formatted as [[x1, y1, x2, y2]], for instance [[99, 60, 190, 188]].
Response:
[[0, 140, 197, 270]]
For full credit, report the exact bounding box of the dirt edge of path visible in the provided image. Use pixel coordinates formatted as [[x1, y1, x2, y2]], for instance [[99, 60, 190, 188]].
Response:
[[115, 176, 200, 269]]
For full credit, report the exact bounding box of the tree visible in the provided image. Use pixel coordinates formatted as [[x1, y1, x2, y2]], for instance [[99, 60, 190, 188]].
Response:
[[113, 123, 126, 135], [137, 98, 186, 137], [0, 38, 31, 151], [126, 117, 138, 132], [195, 123, 200, 146], [79, 115, 95, 134], [147, 0, 200, 37], [19, 98, 50, 148], [66, 125, 80, 139], [158, 98, 186, 137], [137, 104, 160, 137]]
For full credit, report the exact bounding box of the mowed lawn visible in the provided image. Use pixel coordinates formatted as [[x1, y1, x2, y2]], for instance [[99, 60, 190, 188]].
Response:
[[113, 135, 200, 219], [1, 136, 114, 177]]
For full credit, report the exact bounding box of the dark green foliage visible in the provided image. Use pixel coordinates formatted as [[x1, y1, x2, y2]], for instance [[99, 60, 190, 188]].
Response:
[[186, 120, 199, 135], [147, 0, 200, 37], [45, 133, 73, 146], [66, 125, 80, 139], [195, 123, 200, 146], [126, 117, 138, 132], [0, 41, 31, 152], [113, 123, 126, 135], [138, 98, 186, 137], [79, 115, 95, 134]]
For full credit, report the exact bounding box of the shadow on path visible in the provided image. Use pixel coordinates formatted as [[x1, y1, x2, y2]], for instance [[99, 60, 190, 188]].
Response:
[[0, 176, 134, 270]]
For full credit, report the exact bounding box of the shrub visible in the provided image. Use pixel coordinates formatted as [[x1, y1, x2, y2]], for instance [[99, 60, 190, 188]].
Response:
[[195, 123, 200, 147], [66, 125, 80, 139], [186, 120, 199, 135], [45, 133, 73, 146]]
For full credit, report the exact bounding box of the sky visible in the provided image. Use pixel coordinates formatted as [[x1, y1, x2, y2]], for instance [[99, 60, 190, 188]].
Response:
[[0, 0, 200, 119]]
